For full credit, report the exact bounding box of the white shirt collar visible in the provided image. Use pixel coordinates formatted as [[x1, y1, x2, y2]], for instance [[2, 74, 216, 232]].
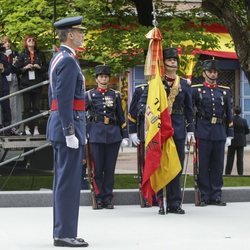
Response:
[[61, 45, 76, 56]]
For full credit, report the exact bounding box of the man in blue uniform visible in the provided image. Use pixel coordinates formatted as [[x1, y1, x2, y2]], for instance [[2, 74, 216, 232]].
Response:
[[192, 59, 234, 206], [47, 16, 88, 247], [128, 83, 147, 145], [138, 48, 194, 215], [86, 65, 129, 209]]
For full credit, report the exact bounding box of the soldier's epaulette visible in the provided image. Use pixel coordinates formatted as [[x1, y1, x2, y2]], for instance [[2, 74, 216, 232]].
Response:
[[180, 77, 188, 81], [180, 77, 192, 85], [86, 88, 94, 93], [135, 83, 147, 89], [110, 88, 120, 95], [218, 85, 230, 90], [191, 84, 203, 88]]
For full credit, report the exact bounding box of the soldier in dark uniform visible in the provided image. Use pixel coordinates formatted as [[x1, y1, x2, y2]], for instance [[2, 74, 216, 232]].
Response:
[[86, 65, 129, 209], [47, 16, 88, 247], [192, 59, 234, 207], [128, 83, 147, 145], [138, 48, 195, 215], [128, 82, 156, 207], [225, 106, 249, 175]]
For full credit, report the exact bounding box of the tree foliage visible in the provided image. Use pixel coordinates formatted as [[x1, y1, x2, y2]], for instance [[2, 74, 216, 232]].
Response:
[[0, 0, 219, 75], [202, 0, 250, 81]]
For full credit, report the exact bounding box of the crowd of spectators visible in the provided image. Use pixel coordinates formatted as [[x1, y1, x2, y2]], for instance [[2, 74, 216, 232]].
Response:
[[0, 35, 48, 136]]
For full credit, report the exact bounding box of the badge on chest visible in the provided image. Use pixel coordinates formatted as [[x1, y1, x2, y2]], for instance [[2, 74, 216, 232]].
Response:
[[104, 96, 114, 107]]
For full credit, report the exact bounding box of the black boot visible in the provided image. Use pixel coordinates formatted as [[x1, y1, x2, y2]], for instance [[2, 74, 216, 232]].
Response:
[[158, 207, 165, 215], [158, 198, 165, 215]]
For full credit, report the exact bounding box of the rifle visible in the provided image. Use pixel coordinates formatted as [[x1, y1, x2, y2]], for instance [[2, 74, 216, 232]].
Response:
[[85, 141, 97, 209], [181, 142, 191, 206], [193, 141, 201, 206], [137, 115, 150, 208]]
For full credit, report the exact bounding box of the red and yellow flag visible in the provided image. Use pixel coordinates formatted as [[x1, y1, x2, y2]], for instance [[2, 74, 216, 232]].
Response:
[[142, 28, 181, 205]]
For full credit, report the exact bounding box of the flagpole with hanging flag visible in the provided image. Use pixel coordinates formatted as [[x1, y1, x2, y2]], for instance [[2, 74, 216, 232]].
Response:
[[141, 4, 182, 206]]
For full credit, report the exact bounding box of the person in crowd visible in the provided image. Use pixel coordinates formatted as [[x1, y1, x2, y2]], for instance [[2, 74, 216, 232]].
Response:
[[2, 36, 22, 135], [192, 59, 234, 206], [225, 106, 249, 175], [85, 65, 129, 209], [0, 40, 11, 134], [47, 16, 88, 247], [16, 35, 47, 136], [137, 48, 195, 215]]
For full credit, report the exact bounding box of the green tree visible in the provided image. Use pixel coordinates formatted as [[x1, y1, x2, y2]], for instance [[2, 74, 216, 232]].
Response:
[[0, 0, 219, 75], [0, 0, 52, 49], [202, 0, 250, 82], [76, 0, 219, 74]]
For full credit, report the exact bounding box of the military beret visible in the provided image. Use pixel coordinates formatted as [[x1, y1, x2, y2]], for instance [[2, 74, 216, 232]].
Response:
[[163, 48, 179, 61], [54, 16, 86, 30], [202, 59, 219, 71], [95, 65, 111, 77]]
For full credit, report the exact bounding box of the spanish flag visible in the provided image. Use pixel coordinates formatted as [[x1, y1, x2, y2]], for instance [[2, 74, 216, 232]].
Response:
[[142, 28, 181, 205]]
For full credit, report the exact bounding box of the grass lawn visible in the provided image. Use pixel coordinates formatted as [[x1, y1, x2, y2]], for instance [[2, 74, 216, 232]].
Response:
[[0, 174, 249, 191]]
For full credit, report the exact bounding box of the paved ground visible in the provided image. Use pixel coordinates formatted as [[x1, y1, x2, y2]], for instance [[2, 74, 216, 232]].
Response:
[[116, 145, 250, 175], [0, 203, 249, 250]]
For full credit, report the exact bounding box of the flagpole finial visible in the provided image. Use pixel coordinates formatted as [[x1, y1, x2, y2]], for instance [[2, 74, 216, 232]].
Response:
[[152, 3, 158, 27]]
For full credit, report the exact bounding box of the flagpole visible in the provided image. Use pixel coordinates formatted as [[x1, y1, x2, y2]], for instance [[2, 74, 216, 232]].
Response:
[[152, 3, 158, 27]]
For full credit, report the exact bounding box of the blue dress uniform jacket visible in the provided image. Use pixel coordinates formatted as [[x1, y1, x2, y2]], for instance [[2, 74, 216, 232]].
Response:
[[138, 77, 194, 208], [85, 87, 128, 203], [192, 83, 234, 202], [47, 45, 85, 238], [192, 83, 234, 140], [86, 88, 128, 143], [47, 46, 86, 145], [128, 83, 147, 136], [163, 78, 194, 140], [138, 78, 194, 140]]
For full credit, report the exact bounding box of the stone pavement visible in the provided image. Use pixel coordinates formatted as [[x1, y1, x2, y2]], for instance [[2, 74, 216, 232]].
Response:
[[0, 203, 249, 250], [116, 145, 250, 175]]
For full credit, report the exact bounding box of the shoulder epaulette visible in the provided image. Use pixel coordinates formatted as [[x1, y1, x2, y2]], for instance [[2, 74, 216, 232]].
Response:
[[180, 77, 192, 85], [86, 88, 94, 93], [135, 83, 147, 89], [218, 85, 230, 90], [191, 84, 203, 88], [110, 88, 120, 94], [180, 77, 187, 81]]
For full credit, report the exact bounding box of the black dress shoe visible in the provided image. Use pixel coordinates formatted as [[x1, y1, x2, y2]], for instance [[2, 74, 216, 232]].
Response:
[[199, 201, 208, 207], [158, 207, 165, 215], [54, 237, 89, 247], [208, 200, 227, 206], [93, 200, 103, 210], [167, 207, 185, 214], [103, 200, 114, 209]]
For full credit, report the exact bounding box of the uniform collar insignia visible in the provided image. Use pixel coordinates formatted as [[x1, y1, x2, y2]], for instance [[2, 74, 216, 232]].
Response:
[[97, 87, 108, 93], [203, 82, 217, 88]]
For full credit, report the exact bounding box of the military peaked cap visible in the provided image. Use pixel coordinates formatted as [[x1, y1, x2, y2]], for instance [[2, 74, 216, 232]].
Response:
[[163, 48, 179, 61], [95, 65, 111, 77], [54, 16, 86, 30], [202, 59, 219, 71]]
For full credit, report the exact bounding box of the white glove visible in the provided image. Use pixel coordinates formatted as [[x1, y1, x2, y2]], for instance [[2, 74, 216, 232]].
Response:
[[186, 79, 192, 85], [225, 137, 233, 147], [121, 138, 129, 147], [186, 132, 195, 144], [130, 133, 140, 146], [65, 135, 79, 149]]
